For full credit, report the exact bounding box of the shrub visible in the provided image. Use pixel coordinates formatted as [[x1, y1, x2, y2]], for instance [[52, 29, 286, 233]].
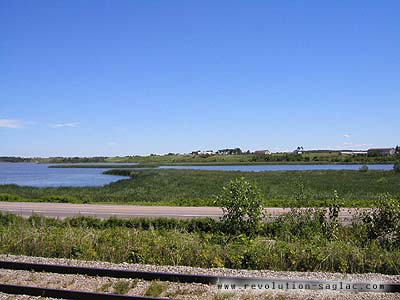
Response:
[[293, 180, 307, 207], [320, 190, 344, 241], [0, 193, 23, 202], [362, 194, 400, 248], [271, 208, 326, 241], [216, 177, 264, 236]]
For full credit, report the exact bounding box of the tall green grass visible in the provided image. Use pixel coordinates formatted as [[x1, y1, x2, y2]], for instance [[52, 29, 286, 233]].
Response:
[[0, 212, 399, 274], [0, 169, 399, 207]]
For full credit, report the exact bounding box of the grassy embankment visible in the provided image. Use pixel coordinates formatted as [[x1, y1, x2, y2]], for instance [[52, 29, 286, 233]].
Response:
[[0, 169, 399, 207], [0, 208, 399, 274], [3, 151, 395, 165], [103, 152, 398, 165]]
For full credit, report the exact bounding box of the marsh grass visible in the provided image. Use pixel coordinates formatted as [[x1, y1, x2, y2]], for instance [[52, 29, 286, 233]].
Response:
[[1, 169, 399, 207]]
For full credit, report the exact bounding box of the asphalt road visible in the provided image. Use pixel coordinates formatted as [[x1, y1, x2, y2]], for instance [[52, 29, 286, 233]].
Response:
[[0, 202, 360, 221]]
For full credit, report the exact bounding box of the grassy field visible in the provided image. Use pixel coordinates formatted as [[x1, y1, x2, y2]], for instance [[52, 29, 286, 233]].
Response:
[[0, 209, 399, 274], [103, 153, 398, 165], [0, 169, 399, 207]]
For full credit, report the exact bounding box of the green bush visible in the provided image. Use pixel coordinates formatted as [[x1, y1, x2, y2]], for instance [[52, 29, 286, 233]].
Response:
[[0, 193, 23, 201], [216, 177, 264, 236], [362, 195, 400, 248]]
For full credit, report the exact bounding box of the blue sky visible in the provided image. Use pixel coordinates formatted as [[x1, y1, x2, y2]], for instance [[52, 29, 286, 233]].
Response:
[[1, 1, 399, 157]]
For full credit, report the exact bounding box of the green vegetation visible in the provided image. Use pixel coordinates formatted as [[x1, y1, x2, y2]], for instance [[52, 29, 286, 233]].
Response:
[[394, 161, 400, 173], [216, 177, 264, 236], [98, 282, 112, 293], [2, 149, 399, 165], [0, 157, 108, 163], [113, 280, 131, 294], [214, 292, 235, 300], [115, 153, 396, 164], [0, 201, 399, 274], [102, 150, 398, 164], [362, 194, 400, 248], [0, 157, 34, 163], [48, 164, 159, 169], [1, 169, 399, 207], [145, 281, 167, 297], [98, 280, 134, 294]]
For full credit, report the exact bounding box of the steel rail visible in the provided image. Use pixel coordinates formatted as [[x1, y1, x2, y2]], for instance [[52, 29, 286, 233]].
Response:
[[0, 283, 169, 300], [0, 260, 215, 284]]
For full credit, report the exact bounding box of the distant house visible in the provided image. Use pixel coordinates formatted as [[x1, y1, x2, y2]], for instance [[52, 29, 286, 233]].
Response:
[[293, 146, 304, 155], [217, 148, 243, 155], [201, 150, 215, 155], [254, 150, 271, 155], [367, 148, 396, 156], [340, 150, 368, 156], [192, 150, 215, 156], [217, 150, 228, 155]]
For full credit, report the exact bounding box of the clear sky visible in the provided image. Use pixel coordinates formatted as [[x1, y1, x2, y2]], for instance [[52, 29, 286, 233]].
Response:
[[1, 1, 399, 157]]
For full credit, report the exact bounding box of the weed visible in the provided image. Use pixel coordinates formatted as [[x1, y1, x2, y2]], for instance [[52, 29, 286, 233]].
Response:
[[113, 280, 130, 294], [145, 281, 167, 297], [214, 292, 234, 300], [98, 281, 112, 293]]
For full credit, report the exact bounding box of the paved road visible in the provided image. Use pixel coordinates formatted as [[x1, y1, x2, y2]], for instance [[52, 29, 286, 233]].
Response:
[[0, 201, 360, 221]]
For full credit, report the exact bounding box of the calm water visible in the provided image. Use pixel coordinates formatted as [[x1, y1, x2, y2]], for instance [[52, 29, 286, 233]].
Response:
[[0, 163, 394, 188], [0, 163, 131, 187], [160, 164, 394, 172]]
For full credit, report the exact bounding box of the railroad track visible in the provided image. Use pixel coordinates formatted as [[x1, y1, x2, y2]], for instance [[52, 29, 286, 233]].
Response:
[[0, 260, 399, 299], [0, 283, 168, 300]]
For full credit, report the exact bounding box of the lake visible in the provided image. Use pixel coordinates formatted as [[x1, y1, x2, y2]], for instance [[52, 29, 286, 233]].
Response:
[[0, 163, 131, 187], [0, 163, 394, 187]]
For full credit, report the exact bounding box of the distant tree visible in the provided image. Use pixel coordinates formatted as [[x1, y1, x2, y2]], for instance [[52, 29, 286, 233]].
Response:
[[233, 148, 243, 155], [0, 157, 32, 163], [368, 150, 380, 157]]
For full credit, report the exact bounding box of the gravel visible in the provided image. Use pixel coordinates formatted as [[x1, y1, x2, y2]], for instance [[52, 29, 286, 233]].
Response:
[[0, 254, 398, 283], [0, 254, 399, 299]]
